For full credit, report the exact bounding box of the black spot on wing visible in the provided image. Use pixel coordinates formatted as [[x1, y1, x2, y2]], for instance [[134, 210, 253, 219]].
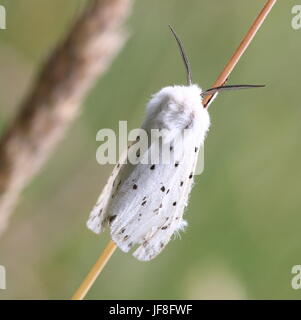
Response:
[[109, 215, 116, 223]]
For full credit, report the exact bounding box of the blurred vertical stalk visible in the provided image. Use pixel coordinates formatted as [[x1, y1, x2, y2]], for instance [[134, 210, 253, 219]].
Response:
[[0, 0, 133, 234]]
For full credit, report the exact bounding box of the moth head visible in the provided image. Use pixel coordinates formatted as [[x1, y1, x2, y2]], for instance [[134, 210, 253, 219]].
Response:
[[144, 84, 210, 144], [169, 25, 265, 108]]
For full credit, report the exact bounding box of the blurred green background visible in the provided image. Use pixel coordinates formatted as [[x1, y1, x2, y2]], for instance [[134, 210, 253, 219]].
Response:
[[0, 0, 301, 300]]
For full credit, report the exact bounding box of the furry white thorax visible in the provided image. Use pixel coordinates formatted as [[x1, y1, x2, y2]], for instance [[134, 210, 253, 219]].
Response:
[[143, 84, 210, 144]]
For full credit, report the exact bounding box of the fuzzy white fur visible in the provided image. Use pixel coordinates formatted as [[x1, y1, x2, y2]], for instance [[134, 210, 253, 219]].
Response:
[[87, 85, 210, 261]]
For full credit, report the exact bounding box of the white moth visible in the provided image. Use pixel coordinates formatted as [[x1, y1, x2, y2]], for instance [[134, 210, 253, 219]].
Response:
[[87, 26, 264, 261]]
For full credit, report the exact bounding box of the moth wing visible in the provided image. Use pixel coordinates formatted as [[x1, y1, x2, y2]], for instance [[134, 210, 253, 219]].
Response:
[[133, 136, 201, 261], [86, 148, 128, 234], [109, 132, 201, 261]]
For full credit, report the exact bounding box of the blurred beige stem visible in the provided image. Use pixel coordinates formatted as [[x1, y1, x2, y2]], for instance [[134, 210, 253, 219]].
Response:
[[72, 240, 117, 300], [70, 0, 277, 301], [203, 0, 277, 108], [0, 0, 133, 233]]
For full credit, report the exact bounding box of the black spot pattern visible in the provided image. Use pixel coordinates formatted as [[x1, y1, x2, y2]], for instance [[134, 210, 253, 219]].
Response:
[[133, 184, 138, 189], [161, 186, 165, 192], [150, 164, 155, 170]]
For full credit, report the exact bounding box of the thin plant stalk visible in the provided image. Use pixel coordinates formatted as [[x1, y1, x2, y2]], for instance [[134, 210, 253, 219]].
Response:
[[203, 0, 277, 107], [71, 240, 117, 300]]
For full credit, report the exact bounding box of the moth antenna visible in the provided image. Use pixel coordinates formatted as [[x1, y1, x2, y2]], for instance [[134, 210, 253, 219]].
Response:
[[169, 25, 193, 86], [201, 84, 265, 97]]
